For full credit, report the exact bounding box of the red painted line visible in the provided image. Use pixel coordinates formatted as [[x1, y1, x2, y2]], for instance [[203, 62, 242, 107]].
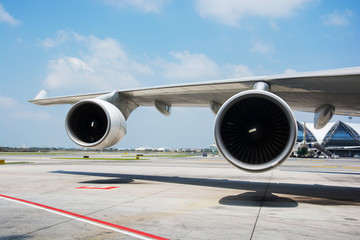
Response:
[[75, 186, 120, 190], [0, 194, 169, 240]]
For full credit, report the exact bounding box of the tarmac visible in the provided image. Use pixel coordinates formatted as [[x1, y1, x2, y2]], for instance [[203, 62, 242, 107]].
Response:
[[0, 152, 360, 240]]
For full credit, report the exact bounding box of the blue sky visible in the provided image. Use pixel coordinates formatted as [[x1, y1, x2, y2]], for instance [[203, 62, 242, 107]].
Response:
[[1, 0, 360, 149]]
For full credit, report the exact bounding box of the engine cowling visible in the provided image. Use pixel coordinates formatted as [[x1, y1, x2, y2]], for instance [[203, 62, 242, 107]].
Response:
[[66, 99, 126, 149], [214, 90, 297, 172]]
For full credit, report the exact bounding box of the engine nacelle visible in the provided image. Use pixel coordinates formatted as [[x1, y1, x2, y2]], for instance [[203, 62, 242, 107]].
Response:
[[66, 99, 126, 149], [214, 90, 297, 172]]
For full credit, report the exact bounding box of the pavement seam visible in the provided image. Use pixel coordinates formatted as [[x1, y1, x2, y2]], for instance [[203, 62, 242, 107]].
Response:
[[8, 219, 74, 240], [249, 171, 273, 240], [84, 183, 186, 217]]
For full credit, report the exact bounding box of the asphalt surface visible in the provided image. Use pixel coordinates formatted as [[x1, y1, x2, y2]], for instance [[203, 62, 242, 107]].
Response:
[[1, 152, 360, 240]]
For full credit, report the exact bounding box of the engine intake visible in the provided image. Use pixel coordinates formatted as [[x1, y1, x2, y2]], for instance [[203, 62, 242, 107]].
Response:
[[215, 90, 297, 172], [66, 99, 126, 149]]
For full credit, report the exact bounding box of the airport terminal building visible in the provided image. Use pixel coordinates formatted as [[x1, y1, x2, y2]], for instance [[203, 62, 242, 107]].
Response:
[[297, 121, 360, 157]]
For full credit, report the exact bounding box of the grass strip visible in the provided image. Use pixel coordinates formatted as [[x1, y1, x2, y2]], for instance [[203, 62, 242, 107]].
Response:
[[53, 157, 148, 161], [145, 154, 195, 158]]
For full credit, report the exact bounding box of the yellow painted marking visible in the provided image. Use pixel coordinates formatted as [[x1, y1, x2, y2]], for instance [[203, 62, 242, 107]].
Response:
[[342, 167, 360, 171], [310, 166, 338, 168]]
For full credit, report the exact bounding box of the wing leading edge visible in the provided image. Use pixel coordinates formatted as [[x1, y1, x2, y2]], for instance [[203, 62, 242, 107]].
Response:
[[30, 67, 360, 116]]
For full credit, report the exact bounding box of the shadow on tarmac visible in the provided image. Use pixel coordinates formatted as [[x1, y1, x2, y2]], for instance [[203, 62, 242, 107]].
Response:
[[219, 192, 299, 208], [51, 170, 360, 207], [79, 178, 134, 184], [1, 235, 33, 240]]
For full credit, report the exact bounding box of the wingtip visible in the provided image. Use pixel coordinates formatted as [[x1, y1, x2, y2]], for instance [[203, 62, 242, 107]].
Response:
[[34, 89, 48, 100]]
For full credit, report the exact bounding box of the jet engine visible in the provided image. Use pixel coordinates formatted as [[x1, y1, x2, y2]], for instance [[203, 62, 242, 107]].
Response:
[[214, 90, 297, 172], [65, 99, 126, 149]]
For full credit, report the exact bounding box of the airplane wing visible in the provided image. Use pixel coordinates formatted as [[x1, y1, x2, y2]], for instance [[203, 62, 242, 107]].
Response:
[[29, 67, 360, 116], [29, 66, 360, 173]]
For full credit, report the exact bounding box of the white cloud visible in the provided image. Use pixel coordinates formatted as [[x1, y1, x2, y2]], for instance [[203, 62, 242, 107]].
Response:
[[0, 3, 21, 26], [45, 57, 95, 90], [322, 9, 353, 26], [195, 0, 311, 26], [0, 95, 19, 109], [0, 95, 51, 121], [152, 51, 254, 81], [251, 42, 274, 55], [269, 21, 280, 31], [222, 64, 254, 78], [42, 30, 72, 48], [102, 0, 171, 13], [43, 32, 153, 93], [284, 68, 297, 75], [42, 30, 87, 48], [43, 30, 254, 92], [154, 51, 221, 81], [87, 36, 128, 62]]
